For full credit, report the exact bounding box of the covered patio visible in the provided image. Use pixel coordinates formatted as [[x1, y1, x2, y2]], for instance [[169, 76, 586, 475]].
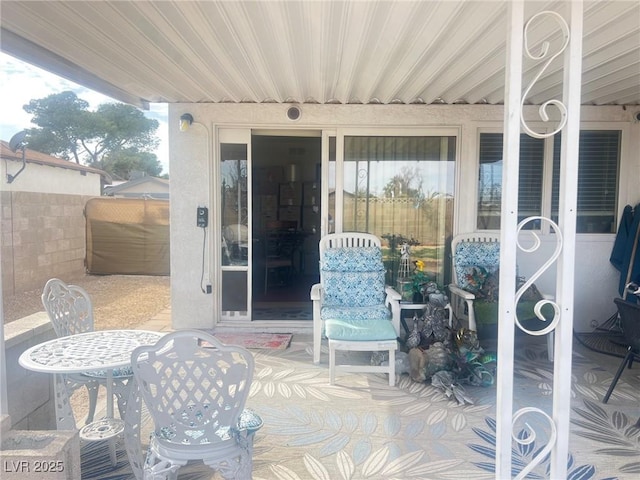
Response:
[[1, 1, 639, 478], [68, 310, 639, 479]]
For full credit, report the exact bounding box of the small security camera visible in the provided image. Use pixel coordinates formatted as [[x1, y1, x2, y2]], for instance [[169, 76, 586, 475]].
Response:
[[635, 111, 640, 122]]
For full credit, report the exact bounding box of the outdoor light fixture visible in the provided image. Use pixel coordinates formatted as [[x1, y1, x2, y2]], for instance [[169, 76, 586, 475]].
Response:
[[7, 130, 28, 183], [179, 113, 194, 131]]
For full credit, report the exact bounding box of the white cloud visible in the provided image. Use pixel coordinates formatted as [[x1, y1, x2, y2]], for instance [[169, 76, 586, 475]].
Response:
[[0, 53, 169, 174]]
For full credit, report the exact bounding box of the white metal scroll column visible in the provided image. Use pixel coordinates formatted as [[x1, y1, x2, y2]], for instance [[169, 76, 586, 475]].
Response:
[[496, 1, 583, 478], [551, 2, 583, 477], [495, 1, 524, 477]]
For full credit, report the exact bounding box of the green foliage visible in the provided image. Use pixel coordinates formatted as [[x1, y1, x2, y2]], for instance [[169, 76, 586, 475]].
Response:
[[23, 91, 162, 178]]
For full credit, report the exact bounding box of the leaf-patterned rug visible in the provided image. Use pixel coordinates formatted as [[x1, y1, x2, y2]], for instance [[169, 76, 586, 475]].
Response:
[[82, 338, 640, 480]]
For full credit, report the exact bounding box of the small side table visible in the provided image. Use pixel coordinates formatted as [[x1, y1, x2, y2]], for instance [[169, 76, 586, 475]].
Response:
[[399, 301, 452, 336], [399, 301, 429, 334]]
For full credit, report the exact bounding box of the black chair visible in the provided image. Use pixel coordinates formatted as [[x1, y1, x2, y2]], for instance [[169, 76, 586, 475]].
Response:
[[263, 220, 298, 294], [602, 297, 640, 403]]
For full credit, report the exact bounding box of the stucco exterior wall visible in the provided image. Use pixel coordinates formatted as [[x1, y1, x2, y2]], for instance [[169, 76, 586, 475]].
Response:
[[168, 103, 640, 332]]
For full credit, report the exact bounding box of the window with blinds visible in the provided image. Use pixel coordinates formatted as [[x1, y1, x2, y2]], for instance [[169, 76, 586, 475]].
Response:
[[477, 133, 544, 230], [551, 131, 620, 233], [476, 130, 621, 234]]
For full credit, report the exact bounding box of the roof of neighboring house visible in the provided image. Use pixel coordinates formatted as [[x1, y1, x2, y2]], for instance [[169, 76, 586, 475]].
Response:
[[103, 175, 169, 199], [0, 140, 112, 184]]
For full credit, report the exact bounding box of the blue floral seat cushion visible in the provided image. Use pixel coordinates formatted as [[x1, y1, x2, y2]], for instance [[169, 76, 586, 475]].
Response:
[[155, 407, 263, 444], [325, 317, 397, 341], [321, 304, 391, 322], [82, 366, 133, 379]]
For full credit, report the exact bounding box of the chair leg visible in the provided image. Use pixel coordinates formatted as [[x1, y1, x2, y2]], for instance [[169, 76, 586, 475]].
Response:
[[313, 315, 322, 364], [329, 343, 336, 385], [388, 349, 396, 386], [84, 381, 100, 425], [602, 349, 633, 404], [546, 331, 554, 363]]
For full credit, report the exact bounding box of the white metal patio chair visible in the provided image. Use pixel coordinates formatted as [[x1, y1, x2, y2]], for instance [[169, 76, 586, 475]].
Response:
[[41, 278, 132, 425], [448, 233, 554, 361], [310, 233, 401, 386], [124, 329, 263, 480]]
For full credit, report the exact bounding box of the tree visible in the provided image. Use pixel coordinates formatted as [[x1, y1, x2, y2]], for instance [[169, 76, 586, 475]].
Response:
[[23, 91, 162, 178], [382, 166, 424, 198]]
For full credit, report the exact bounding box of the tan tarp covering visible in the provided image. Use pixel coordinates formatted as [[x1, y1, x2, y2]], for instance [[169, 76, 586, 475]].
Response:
[[85, 197, 170, 275]]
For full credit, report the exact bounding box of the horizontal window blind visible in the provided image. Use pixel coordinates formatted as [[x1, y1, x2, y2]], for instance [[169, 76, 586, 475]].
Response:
[[552, 131, 620, 233], [477, 133, 544, 229]]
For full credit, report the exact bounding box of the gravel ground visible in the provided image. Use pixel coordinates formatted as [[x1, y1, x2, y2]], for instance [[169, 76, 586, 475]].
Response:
[[3, 274, 171, 329]]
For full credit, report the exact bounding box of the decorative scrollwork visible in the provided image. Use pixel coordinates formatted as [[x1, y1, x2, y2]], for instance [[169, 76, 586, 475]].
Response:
[[520, 11, 570, 139], [512, 407, 558, 480], [514, 216, 562, 336]]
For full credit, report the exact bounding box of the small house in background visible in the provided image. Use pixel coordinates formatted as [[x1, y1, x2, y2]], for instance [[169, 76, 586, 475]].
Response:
[[103, 173, 169, 200], [0, 140, 110, 196]]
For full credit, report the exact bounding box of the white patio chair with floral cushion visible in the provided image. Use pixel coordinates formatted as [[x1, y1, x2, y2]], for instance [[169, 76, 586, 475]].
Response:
[[310, 233, 401, 386], [124, 329, 263, 480], [448, 233, 554, 361], [41, 278, 132, 425]]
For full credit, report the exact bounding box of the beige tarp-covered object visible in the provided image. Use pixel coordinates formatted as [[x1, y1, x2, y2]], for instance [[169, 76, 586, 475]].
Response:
[[85, 197, 170, 275]]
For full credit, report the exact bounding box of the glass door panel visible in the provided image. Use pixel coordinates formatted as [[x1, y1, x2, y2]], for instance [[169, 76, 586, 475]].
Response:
[[342, 135, 456, 293], [220, 140, 250, 320]]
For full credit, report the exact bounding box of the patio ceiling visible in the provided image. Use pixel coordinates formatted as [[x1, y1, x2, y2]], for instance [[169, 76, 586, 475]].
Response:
[[1, 0, 639, 110]]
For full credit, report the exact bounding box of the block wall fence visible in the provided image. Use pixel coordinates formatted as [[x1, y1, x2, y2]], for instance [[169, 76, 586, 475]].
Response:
[[1, 191, 95, 299]]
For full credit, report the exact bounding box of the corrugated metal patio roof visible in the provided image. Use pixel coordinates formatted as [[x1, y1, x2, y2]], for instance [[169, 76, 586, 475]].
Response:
[[1, 1, 638, 109]]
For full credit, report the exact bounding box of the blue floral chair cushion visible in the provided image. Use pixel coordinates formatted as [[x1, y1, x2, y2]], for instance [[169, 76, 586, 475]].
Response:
[[323, 270, 386, 307], [320, 245, 391, 330], [454, 242, 500, 291], [321, 247, 383, 272]]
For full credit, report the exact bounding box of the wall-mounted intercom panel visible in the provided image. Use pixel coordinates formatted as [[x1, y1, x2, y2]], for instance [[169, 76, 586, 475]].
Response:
[[196, 206, 208, 228]]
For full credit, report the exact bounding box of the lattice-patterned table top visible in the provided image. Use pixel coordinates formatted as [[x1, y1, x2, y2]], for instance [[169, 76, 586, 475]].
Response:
[[19, 330, 165, 374]]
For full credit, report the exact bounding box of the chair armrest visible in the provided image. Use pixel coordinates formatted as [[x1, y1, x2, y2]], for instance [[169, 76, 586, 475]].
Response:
[[448, 284, 476, 301], [385, 285, 402, 301], [310, 283, 322, 301], [384, 286, 402, 336]]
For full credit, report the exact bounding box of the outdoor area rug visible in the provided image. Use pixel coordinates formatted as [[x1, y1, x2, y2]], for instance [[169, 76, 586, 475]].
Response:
[[81, 336, 640, 480], [574, 329, 629, 358], [212, 332, 292, 350]]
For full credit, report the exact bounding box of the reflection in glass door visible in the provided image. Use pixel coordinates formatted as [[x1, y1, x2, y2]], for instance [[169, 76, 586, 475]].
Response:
[[340, 134, 456, 294], [220, 142, 250, 320]]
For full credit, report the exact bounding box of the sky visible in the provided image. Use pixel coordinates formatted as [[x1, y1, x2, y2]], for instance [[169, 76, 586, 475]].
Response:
[[0, 52, 169, 174]]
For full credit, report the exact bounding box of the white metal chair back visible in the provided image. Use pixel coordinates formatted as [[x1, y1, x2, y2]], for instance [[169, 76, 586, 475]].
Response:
[[450, 233, 500, 287], [320, 232, 381, 254], [41, 278, 94, 337], [41, 278, 107, 427], [129, 329, 259, 479]]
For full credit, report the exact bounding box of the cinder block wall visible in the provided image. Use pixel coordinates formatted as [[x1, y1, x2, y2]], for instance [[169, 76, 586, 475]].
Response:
[[1, 192, 95, 297]]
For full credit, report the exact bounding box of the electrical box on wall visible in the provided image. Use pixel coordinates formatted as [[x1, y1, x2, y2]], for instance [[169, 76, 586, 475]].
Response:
[[196, 207, 208, 228]]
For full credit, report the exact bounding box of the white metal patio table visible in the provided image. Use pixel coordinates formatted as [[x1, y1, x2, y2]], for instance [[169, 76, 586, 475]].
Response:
[[19, 329, 165, 466]]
